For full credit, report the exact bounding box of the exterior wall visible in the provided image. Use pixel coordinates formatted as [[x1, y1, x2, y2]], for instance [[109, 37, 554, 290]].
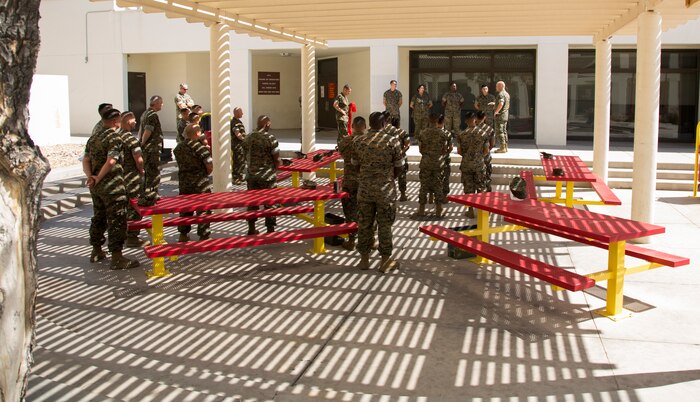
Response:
[[337, 50, 371, 125], [36, 3, 700, 143], [251, 55, 302, 129], [28, 75, 71, 146]]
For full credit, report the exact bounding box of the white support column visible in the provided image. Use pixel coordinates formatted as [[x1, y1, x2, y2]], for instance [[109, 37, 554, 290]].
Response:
[[593, 38, 612, 181], [631, 10, 662, 241], [370, 45, 399, 113], [534, 43, 568, 146], [210, 23, 232, 192], [301, 44, 317, 180]]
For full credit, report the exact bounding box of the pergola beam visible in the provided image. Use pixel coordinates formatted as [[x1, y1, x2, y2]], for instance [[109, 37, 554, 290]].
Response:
[[594, 0, 662, 42], [114, 0, 328, 47]]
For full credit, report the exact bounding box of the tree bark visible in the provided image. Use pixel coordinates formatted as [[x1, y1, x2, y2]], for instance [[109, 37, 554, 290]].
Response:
[[0, 1, 48, 400]]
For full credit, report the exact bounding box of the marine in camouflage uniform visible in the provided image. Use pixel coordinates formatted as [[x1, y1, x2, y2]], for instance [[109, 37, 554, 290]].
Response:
[[383, 84, 402, 121], [244, 118, 280, 234], [494, 82, 511, 153], [337, 130, 363, 248], [174, 132, 213, 241], [137, 97, 164, 206], [442, 127, 455, 198], [117, 122, 147, 245], [84, 109, 139, 269], [334, 86, 351, 142], [457, 124, 489, 198], [416, 124, 450, 217], [441, 84, 464, 134], [174, 84, 195, 124], [385, 120, 410, 201], [477, 120, 496, 192], [352, 114, 403, 272], [410, 90, 432, 140], [475, 90, 496, 128], [176, 115, 188, 144], [231, 109, 247, 184]]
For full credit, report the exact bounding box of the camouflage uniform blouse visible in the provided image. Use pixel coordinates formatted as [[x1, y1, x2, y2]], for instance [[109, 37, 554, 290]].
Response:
[[338, 133, 360, 188], [243, 129, 279, 182], [457, 127, 489, 172], [335, 93, 349, 122], [352, 128, 403, 204], [139, 108, 163, 155], [383, 89, 403, 117], [442, 91, 465, 114], [84, 127, 126, 196], [174, 138, 213, 193], [418, 127, 450, 170], [410, 93, 432, 119], [230, 118, 246, 146]]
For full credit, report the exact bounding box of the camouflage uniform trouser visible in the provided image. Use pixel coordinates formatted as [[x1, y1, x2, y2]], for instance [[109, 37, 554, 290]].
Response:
[[444, 110, 461, 134], [138, 149, 161, 206], [461, 169, 488, 195], [341, 181, 358, 240], [337, 120, 349, 143], [357, 200, 396, 257], [124, 171, 142, 236], [419, 167, 445, 205], [495, 120, 508, 147], [90, 191, 128, 253], [246, 179, 277, 230], [178, 187, 212, 238], [231, 143, 246, 183], [413, 115, 429, 139], [397, 159, 408, 194], [485, 155, 493, 192], [442, 156, 452, 197]]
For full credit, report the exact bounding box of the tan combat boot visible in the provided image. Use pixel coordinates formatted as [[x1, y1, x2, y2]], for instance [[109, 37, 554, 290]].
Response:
[[125, 233, 150, 248], [494, 144, 507, 153], [380, 255, 400, 273], [359, 253, 370, 270], [178, 233, 190, 243], [90, 246, 106, 263], [110, 251, 140, 270], [342, 237, 356, 251]]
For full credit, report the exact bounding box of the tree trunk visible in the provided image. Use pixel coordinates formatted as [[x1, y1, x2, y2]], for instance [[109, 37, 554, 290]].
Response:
[[0, 1, 48, 400]]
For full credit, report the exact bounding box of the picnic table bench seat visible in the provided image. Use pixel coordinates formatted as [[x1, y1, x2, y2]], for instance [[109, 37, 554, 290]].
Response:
[[419, 224, 596, 292], [144, 222, 358, 258], [127, 205, 314, 231], [504, 217, 689, 268], [519, 170, 538, 200], [590, 174, 622, 205]]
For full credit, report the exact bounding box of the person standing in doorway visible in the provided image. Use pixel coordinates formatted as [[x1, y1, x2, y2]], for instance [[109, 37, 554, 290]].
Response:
[[175, 83, 195, 126], [334, 84, 352, 142], [410, 84, 432, 140], [441, 82, 464, 135], [383, 80, 403, 122], [494, 80, 511, 153]]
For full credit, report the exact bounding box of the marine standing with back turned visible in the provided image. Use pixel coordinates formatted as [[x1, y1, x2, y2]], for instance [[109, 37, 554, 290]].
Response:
[[230, 107, 247, 185], [244, 115, 281, 235], [138, 95, 164, 206]]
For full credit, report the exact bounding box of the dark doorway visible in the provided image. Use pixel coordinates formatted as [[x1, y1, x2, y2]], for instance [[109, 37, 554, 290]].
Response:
[[317, 58, 338, 129], [127, 72, 147, 131]]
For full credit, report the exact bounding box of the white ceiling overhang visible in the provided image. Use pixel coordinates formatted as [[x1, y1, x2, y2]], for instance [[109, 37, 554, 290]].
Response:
[[109, 0, 700, 46]]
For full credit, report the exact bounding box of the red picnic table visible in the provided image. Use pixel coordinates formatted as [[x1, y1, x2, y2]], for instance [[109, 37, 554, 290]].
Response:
[[131, 187, 352, 278], [536, 154, 620, 207], [278, 148, 342, 188], [420, 192, 688, 319]]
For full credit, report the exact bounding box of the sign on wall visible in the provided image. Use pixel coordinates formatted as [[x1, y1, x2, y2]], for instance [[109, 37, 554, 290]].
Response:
[[258, 71, 280, 95]]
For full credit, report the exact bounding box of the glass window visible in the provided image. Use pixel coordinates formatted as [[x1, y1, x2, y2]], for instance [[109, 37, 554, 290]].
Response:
[[567, 49, 698, 142], [410, 50, 536, 138]]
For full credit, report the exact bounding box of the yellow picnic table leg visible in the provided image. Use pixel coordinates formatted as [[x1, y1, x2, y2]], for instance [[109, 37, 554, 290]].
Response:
[[311, 200, 326, 254], [555, 181, 563, 199], [292, 172, 300, 188], [596, 240, 630, 320], [329, 161, 337, 183], [473, 208, 491, 264], [146, 214, 171, 278], [565, 181, 575, 208]]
